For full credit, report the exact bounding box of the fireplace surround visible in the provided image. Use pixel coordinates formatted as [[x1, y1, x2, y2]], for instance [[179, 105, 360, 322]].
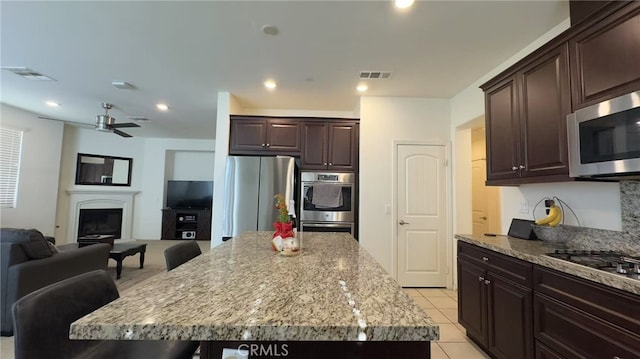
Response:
[[66, 189, 139, 243]]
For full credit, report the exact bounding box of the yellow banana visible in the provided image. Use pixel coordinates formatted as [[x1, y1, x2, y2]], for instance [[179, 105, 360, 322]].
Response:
[[548, 208, 563, 227], [535, 205, 560, 225]]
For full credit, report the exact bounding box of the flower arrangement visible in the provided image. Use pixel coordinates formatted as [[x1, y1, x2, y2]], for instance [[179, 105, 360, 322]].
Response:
[[272, 194, 299, 255], [274, 194, 290, 223]]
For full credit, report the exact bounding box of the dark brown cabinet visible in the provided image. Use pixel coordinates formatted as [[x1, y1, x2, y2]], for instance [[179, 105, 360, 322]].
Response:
[[229, 117, 302, 155], [161, 208, 211, 240], [533, 265, 640, 358], [569, 2, 640, 109], [483, 43, 571, 185], [301, 121, 358, 171], [457, 241, 534, 359]]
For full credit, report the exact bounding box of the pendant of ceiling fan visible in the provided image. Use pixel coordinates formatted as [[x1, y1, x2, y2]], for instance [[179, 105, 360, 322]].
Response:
[[95, 102, 140, 137]]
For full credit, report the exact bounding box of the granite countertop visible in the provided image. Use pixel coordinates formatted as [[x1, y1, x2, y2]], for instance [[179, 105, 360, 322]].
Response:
[[455, 234, 640, 296], [70, 231, 438, 341]]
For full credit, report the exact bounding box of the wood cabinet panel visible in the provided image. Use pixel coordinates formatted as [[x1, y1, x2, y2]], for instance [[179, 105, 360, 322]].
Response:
[[458, 258, 488, 347], [484, 43, 571, 185], [519, 44, 571, 178], [229, 117, 301, 155], [267, 120, 302, 152], [300, 121, 358, 171], [487, 274, 533, 359], [327, 123, 358, 171], [485, 78, 519, 181], [534, 293, 640, 358], [301, 122, 328, 170], [230, 119, 268, 153], [458, 241, 533, 359], [570, 2, 640, 108], [534, 341, 563, 359]]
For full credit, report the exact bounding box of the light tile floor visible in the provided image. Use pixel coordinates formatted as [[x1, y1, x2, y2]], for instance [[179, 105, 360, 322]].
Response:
[[403, 288, 490, 359]]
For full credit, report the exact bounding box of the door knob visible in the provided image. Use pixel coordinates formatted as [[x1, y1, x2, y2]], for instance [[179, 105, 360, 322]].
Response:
[[399, 220, 410, 225], [480, 216, 487, 220]]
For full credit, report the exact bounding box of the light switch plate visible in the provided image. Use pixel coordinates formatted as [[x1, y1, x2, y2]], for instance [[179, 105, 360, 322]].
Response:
[[384, 204, 391, 214]]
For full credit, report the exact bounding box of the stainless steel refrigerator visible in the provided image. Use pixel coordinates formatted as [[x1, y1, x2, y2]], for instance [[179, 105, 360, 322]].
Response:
[[222, 156, 297, 239]]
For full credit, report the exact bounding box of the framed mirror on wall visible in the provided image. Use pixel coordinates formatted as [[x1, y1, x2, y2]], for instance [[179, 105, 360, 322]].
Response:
[[75, 153, 132, 186]]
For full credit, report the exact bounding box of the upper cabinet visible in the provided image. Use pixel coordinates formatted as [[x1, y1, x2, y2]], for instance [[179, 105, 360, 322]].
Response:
[[229, 117, 302, 155], [569, 2, 640, 109], [481, 1, 640, 186], [301, 121, 358, 171], [483, 43, 571, 185]]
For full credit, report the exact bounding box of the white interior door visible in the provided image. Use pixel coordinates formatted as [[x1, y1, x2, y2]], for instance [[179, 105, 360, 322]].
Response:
[[396, 144, 447, 287]]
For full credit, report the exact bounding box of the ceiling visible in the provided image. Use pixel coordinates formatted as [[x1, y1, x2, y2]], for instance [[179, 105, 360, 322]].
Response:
[[1, 1, 568, 139]]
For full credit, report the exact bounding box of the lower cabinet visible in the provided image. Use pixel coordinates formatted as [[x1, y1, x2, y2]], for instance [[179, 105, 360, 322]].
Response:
[[458, 241, 640, 359], [457, 241, 533, 359], [533, 265, 640, 358]]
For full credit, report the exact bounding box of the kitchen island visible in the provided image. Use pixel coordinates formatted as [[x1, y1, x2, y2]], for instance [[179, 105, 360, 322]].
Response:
[[70, 231, 438, 358]]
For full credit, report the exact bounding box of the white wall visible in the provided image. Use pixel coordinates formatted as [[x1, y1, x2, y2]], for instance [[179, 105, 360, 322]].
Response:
[[359, 97, 451, 276], [136, 138, 215, 240], [167, 151, 215, 180], [0, 104, 64, 236], [54, 126, 146, 243]]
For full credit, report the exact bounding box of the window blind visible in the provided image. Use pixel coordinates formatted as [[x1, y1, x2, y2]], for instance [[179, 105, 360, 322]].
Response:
[[0, 127, 24, 208]]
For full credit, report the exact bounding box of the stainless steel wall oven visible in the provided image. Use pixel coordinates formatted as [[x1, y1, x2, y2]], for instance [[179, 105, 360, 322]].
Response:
[[300, 171, 355, 235]]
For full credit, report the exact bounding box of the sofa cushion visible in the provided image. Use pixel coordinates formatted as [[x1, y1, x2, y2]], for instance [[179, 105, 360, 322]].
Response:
[[20, 229, 54, 259], [47, 241, 60, 254]]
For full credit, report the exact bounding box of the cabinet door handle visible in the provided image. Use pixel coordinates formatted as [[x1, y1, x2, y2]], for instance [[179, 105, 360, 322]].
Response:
[[266, 143, 271, 147], [478, 276, 485, 282], [323, 162, 328, 166], [519, 165, 525, 169], [262, 143, 266, 148], [484, 279, 491, 285], [482, 256, 489, 262], [512, 166, 518, 171], [328, 162, 333, 166]]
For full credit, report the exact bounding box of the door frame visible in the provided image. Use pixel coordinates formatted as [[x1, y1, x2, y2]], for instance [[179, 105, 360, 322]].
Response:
[[392, 140, 453, 288]]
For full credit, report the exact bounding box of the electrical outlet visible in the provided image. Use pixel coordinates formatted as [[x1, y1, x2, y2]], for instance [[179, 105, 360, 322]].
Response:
[[519, 200, 529, 213], [544, 199, 554, 214]]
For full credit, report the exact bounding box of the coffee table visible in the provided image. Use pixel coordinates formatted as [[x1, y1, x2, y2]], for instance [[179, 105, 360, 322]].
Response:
[[109, 243, 147, 280]]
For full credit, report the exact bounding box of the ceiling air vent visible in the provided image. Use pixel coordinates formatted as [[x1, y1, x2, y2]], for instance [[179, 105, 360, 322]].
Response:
[[1, 67, 56, 81], [359, 71, 392, 80]]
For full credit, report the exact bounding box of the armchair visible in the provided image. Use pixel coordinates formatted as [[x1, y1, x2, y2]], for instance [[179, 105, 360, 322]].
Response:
[[0, 228, 110, 336]]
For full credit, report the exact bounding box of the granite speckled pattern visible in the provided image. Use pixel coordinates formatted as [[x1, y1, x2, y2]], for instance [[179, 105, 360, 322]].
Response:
[[455, 234, 640, 296], [70, 232, 439, 341]]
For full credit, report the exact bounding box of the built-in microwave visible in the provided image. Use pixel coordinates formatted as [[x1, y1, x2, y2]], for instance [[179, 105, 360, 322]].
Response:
[[567, 91, 640, 178]]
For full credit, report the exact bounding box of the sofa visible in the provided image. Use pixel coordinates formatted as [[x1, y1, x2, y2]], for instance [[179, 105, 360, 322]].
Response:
[[1, 228, 110, 336]]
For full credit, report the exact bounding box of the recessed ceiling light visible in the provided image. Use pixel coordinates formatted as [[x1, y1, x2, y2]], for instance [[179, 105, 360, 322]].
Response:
[[394, 0, 415, 9], [45, 101, 60, 107], [357, 84, 368, 92], [156, 103, 169, 111], [264, 80, 277, 90]]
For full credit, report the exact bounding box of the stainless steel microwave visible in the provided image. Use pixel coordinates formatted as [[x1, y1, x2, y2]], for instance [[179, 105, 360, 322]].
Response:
[[567, 91, 640, 178]]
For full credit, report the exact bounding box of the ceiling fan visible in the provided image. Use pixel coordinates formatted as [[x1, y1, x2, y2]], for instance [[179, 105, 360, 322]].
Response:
[[38, 102, 141, 137]]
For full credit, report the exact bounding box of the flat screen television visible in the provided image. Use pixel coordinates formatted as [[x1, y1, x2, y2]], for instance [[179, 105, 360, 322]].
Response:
[[166, 180, 213, 210]]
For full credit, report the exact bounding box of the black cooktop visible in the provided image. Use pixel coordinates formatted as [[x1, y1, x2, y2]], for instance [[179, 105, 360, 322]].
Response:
[[546, 249, 640, 280]]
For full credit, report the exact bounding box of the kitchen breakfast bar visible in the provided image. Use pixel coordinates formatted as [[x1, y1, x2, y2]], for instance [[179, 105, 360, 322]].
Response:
[[70, 232, 439, 358]]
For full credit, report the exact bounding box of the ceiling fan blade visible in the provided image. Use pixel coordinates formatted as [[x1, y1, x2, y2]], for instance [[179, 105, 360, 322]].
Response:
[[112, 129, 133, 138], [109, 122, 140, 128]]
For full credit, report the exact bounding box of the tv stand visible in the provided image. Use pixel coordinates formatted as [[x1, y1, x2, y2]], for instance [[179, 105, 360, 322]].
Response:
[[161, 208, 211, 240]]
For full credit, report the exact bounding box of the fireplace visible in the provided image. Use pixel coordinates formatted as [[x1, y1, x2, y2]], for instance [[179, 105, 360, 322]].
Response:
[[78, 208, 123, 239], [66, 189, 139, 243]]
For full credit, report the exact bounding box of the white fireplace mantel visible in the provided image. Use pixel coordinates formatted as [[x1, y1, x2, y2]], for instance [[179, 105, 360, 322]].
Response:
[[66, 188, 140, 243]]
